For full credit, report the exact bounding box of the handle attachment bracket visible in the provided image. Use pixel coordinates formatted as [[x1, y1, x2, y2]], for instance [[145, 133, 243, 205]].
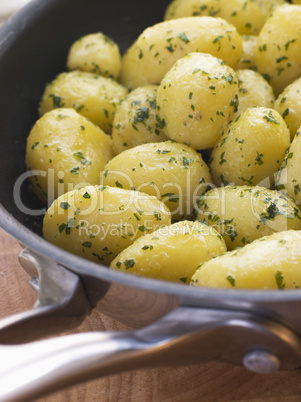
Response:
[[0, 248, 91, 344]]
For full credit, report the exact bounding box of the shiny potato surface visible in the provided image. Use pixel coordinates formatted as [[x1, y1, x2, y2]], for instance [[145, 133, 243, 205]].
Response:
[[102, 140, 212, 221], [235, 35, 258, 70], [25, 108, 114, 204], [67, 32, 121, 80], [120, 16, 242, 89], [43, 185, 171, 265], [196, 185, 301, 250], [191, 230, 301, 290], [111, 85, 168, 155], [255, 4, 301, 96], [156, 52, 239, 150], [38, 70, 128, 133], [234, 69, 275, 117], [254, 0, 286, 18], [209, 107, 290, 187], [274, 77, 301, 141], [110, 220, 226, 283], [164, 0, 265, 35], [275, 129, 301, 205]]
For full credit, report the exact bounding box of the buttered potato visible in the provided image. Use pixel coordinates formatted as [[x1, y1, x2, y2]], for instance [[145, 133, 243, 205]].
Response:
[[209, 107, 290, 187], [67, 32, 121, 80], [255, 4, 301, 96], [274, 77, 301, 141], [156, 52, 239, 150], [25, 108, 114, 204], [43, 185, 171, 264], [164, 0, 265, 35], [234, 69, 275, 117], [34, 3, 301, 291], [111, 85, 168, 155], [191, 230, 301, 290], [102, 141, 212, 220], [236, 35, 258, 70], [196, 185, 301, 250], [110, 220, 226, 283], [38, 70, 128, 133], [275, 129, 301, 205], [119, 16, 242, 89]]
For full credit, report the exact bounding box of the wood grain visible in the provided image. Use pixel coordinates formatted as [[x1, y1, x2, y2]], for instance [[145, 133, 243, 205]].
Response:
[[1, 228, 301, 401]]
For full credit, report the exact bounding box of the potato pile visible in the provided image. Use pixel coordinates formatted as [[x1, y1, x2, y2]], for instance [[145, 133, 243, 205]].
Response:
[[25, 0, 301, 289]]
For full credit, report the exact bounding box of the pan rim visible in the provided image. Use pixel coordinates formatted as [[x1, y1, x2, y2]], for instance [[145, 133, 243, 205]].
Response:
[[1, 203, 301, 303]]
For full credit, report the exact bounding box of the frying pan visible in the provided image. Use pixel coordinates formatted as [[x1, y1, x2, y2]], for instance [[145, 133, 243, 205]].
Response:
[[1, 0, 301, 400]]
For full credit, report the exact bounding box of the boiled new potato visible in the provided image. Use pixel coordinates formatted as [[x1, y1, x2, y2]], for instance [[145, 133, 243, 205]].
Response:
[[196, 185, 301, 250], [209, 107, 290, 187], [191, 230, 301, 290], [274, 77, 301, 141], [156, 52, 239, 150], [120, 17, 242, 89], [275, 129, 301, 205], [43, 185, 171, 265], [234, 69, 275, 117], [102, 141, 212, 220], [66, 32, 121, 80], [255, 4, 301, 96], [112, 85, 168, 155], [110, 220, 226, 283], [236, 35, 258, 70], [164, 0, 265, 35], [25, 108, 114, 204], [38, 70, 128, 133]]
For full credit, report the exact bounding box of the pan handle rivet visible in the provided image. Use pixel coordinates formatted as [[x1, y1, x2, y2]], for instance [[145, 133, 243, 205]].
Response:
[[242, 350, 280, 374]]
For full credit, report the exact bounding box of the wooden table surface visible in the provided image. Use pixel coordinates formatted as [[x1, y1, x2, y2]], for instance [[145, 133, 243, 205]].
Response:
[[1, 228, 301, 402]]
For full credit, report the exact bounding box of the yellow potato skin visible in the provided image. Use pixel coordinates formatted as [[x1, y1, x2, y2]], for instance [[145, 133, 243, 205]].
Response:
[[112, 85, 168, 155], [254, 0, 286, 19], [43, 185, 171, 265], [255, 4, 301, 96], [156, 52, 239, 150], [196, 185, 301, 250], [110, 220, 226, 283], [209, 107, 290, 187], [191, 230, 301, 290], [274, 77, 301, 141], [25, 108, 114, 204], [164, 0, 265, 35], [119, 17, 242, 89], [236, 35, 258, 70], [67, 33, 121, 80], [38, 70, 128, 133], [275, 129, 301, 205], [235, 69, 275, 117], [102, 141, 212, 221]]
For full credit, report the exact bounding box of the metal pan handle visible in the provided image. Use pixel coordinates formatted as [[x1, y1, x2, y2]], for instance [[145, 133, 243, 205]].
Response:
[[1, 306, 301, 401], [1, 249, 301, 401]]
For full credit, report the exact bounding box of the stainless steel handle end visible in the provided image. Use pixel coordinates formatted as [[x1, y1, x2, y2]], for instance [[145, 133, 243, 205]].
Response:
[[1, 306, 301, 401]]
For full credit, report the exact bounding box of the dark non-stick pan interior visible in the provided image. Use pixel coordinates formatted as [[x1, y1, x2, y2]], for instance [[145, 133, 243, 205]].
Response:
[[0, 0, 171, 236]]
